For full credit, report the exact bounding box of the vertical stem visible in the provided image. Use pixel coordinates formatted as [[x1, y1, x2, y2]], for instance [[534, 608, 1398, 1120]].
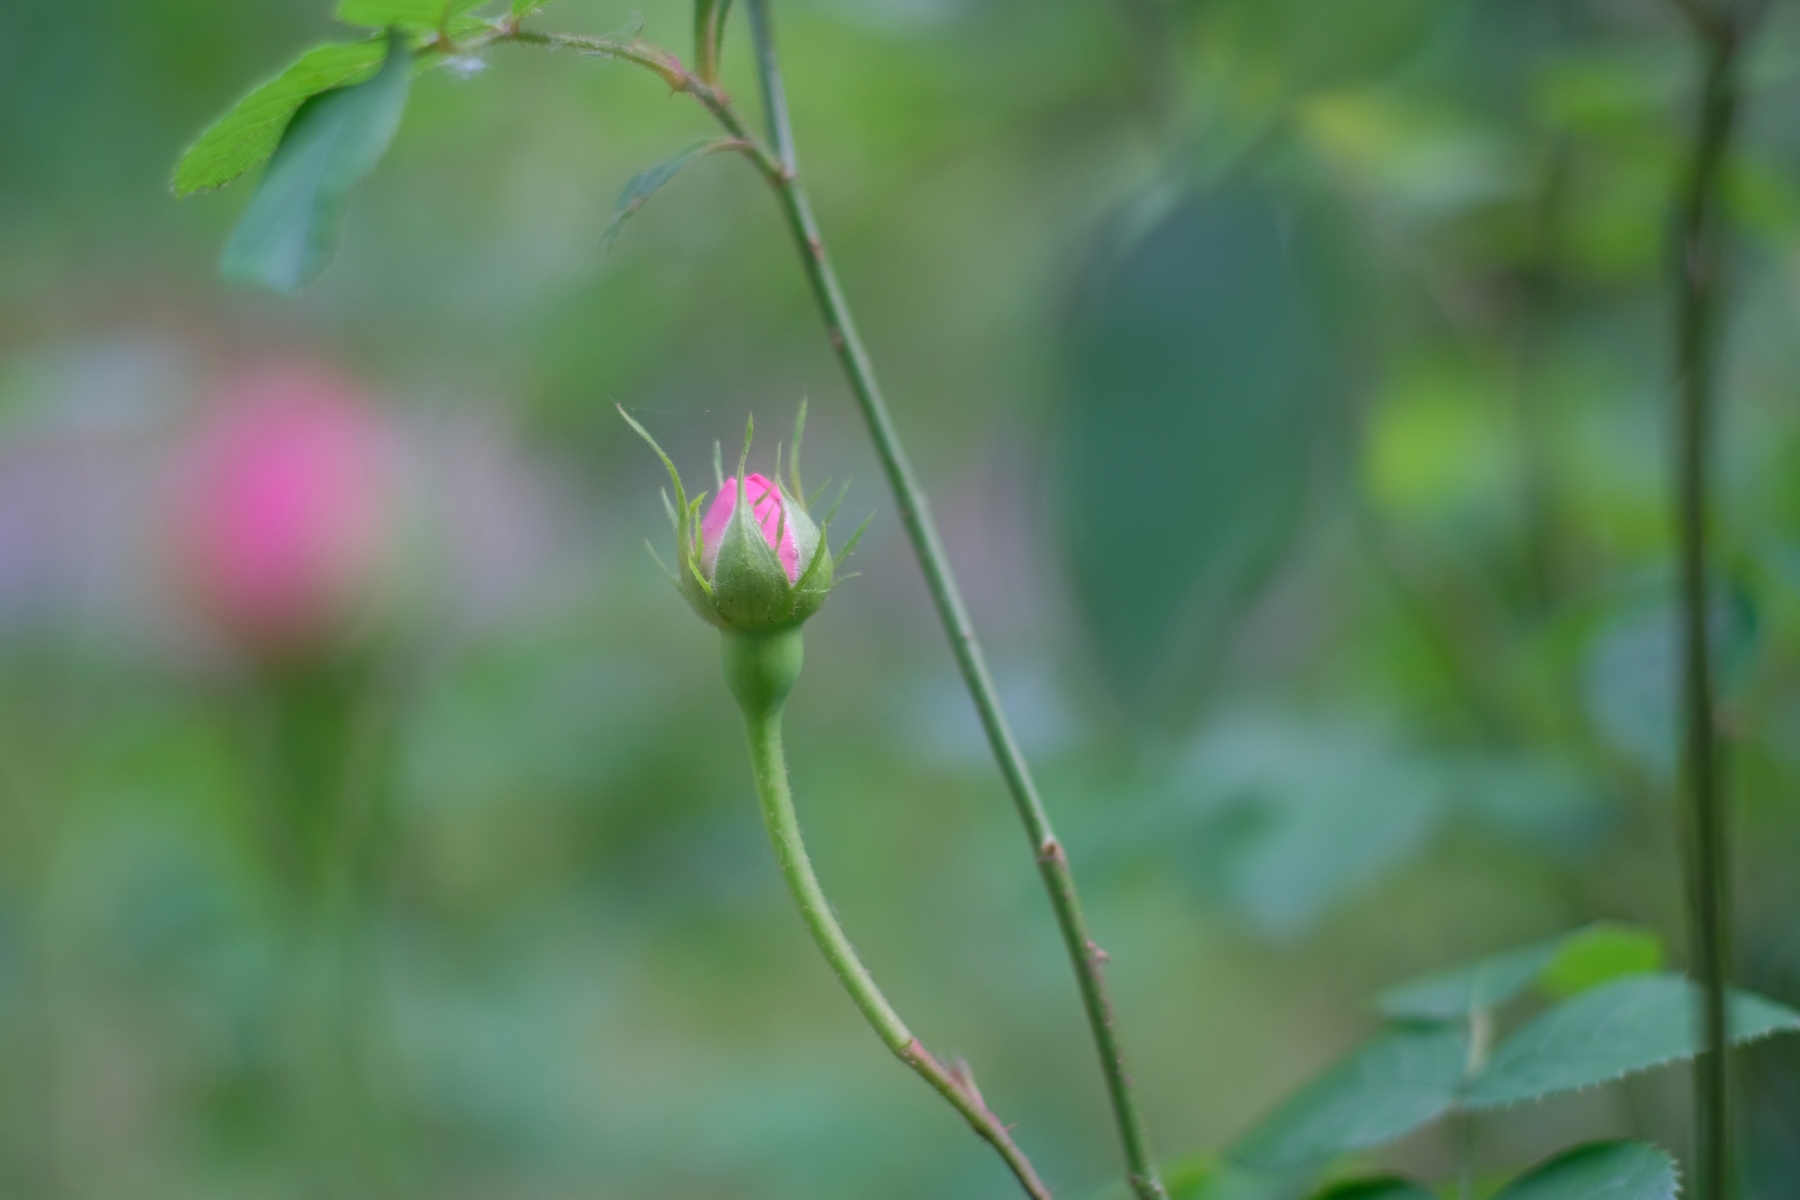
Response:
[[1669, 3, 1749, 1196], [729, 630, 1054, 1200], [735, 6, 1166, 1196]]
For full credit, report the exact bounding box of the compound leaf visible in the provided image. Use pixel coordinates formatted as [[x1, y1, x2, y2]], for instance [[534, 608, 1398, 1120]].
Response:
[[1490, 1141, 1679, 1200], [220, 34, 413, 292], [1466, 974, 1800, 1109], [1230, 1023, 1467, 1169], [1379, 923, 1662, 1021], [172, 39, 387, 196]]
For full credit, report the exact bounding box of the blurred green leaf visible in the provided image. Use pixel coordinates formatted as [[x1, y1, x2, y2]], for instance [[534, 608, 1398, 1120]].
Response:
[[1378, 923, 1661, 1020], [1057, 183, 1352, 711], [1230, 1023, 1466, 1169], [1465, 974, 1800, 1109], [336, 0, 487, 31], [221, 35, 413, 292], [171, 39, 386, 196], [1308, 1179, 1436, 1200], [1540, 925, 1663, 998], [1378, 936, 1564, 1022], [1491, 1141, 1678, 1200], [604, 140, 728, 250]]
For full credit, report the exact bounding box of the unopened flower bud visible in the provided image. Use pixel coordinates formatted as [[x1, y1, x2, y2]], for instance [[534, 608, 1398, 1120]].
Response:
[[621, 405, 862, 635]]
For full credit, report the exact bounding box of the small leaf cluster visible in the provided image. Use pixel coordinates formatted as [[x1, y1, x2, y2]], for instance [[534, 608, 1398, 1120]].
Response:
[[1220, 923, 1800, 1197], [621, 406, 866, 634]]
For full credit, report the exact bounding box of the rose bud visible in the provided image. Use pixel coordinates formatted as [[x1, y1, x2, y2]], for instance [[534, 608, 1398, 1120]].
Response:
[[620, 405, 863, 636], [173, 361, 390, 661]]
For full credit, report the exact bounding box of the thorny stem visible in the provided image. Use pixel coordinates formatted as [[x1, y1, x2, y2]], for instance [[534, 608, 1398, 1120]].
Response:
[[1667, 0, 1758, 1196], [505, 15, 1165, 1197], [729, 631, 1053, 1200], [737, 4, 1165, 1195]]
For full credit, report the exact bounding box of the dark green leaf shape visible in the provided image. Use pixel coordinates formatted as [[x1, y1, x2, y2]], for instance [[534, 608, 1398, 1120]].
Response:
[[1308, 1178, 1436, 1200], [1379, 923, 1661, 1020], [171, 39, 386, 196], [1491, 1141, 1678, 1200], [604, 141, 728, 249], [1466, 974, 1800, 1109], [336, 0, 486, 30], [1231, 1023, 1467, 1169], [695, 0, 735, 82], [1055, 182, 1358, 712], [220, 35, 413, 293]]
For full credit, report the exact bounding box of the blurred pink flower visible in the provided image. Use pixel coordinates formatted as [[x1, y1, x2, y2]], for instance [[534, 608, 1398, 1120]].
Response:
[[174, 362, 388, 658], [700, 473, 800, 582]]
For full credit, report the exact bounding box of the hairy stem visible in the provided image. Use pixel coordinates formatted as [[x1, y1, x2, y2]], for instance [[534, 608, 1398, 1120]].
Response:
[[1669, 2, 1751, 1196], [730, 631, 1053, 1200], [733, 4, 1166, 1195]]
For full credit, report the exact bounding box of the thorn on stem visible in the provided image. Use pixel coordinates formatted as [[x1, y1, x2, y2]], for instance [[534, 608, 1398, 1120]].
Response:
[[1087, 939, 1112, 965]]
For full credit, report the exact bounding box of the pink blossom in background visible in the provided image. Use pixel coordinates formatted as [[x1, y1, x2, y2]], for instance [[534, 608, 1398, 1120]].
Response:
[[700, 473, 800, 581], [175, 361, 389, 657]]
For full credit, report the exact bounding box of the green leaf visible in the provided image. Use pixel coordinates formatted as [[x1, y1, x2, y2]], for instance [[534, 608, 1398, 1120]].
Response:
[[1490, 1141, 1678, 1200], [603, 140, 727, 249], [1378, 937, 1564, 1022], [1308, 1179, 1437, 1200], [171, 39, 387, 196], [1465, 974, 1800, 1109], [1378, 922, 1662, 1021], [695, 0, 735, 81], [220, 34, 413, 293], [1055, 182, 1359, 713], [512, 0, 546, 14], [1540, 924, 1664, 998], [336, 0, 486, 31], [1230, 1023, 1467, 1169]]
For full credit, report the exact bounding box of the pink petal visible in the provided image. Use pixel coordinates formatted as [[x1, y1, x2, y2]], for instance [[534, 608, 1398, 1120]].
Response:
[[701, 473, 800, 582]]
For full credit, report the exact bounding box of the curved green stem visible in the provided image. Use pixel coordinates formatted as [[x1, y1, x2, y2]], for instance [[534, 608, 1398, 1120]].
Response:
[[727, 630, 1054, 1200], [732, 6, 1166, 1196]]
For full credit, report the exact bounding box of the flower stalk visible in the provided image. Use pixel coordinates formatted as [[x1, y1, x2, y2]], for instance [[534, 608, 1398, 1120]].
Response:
[[733, 3, 1166, 1195], [726, 628, 1053, 1200]]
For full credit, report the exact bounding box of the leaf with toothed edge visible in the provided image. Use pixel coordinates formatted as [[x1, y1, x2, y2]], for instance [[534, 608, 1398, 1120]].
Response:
[[1465, 973, 1800, 1110], [1378, 922, 1663, 1021], [1491, 1141, 1679, 1200], [172, 39, 388, 196], [1229, 1022, 1468, 1170], [219, 33, 414, 292]]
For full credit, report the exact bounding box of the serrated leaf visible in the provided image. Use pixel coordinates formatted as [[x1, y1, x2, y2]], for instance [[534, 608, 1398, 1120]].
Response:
[[1309, 1179, 1436, 1200], [1230, 1023, 1467, 1169], [603, 140, 727, 249], [220, 35, 412, 293], [336, 0, 486, 30], [1540, 925, 1663, 998], [1491, 1141, 1679, 1200], [1465, 974, 1800, 1109], [171, 39, 387, 196], [1378, 922, 1662, 1020], [1379, 937, 1564, 1022], [695, 0, 735, 81]]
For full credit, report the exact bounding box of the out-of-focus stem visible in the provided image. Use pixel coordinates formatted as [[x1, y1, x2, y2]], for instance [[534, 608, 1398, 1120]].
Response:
[[1668, 1, 1754, 1196], [729, 630, 1053, 1200]]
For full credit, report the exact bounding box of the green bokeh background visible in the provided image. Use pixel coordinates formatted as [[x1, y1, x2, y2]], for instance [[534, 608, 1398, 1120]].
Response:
[[5, 0, 1800, 1196]]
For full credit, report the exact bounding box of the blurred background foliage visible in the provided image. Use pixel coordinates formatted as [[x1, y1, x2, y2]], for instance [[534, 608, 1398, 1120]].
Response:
[[5, 0, 1800, 1196]]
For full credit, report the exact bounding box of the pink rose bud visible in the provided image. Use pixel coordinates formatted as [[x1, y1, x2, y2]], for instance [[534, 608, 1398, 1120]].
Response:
[[174, 362, 388, 659], [700, 473, 801, 582]]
